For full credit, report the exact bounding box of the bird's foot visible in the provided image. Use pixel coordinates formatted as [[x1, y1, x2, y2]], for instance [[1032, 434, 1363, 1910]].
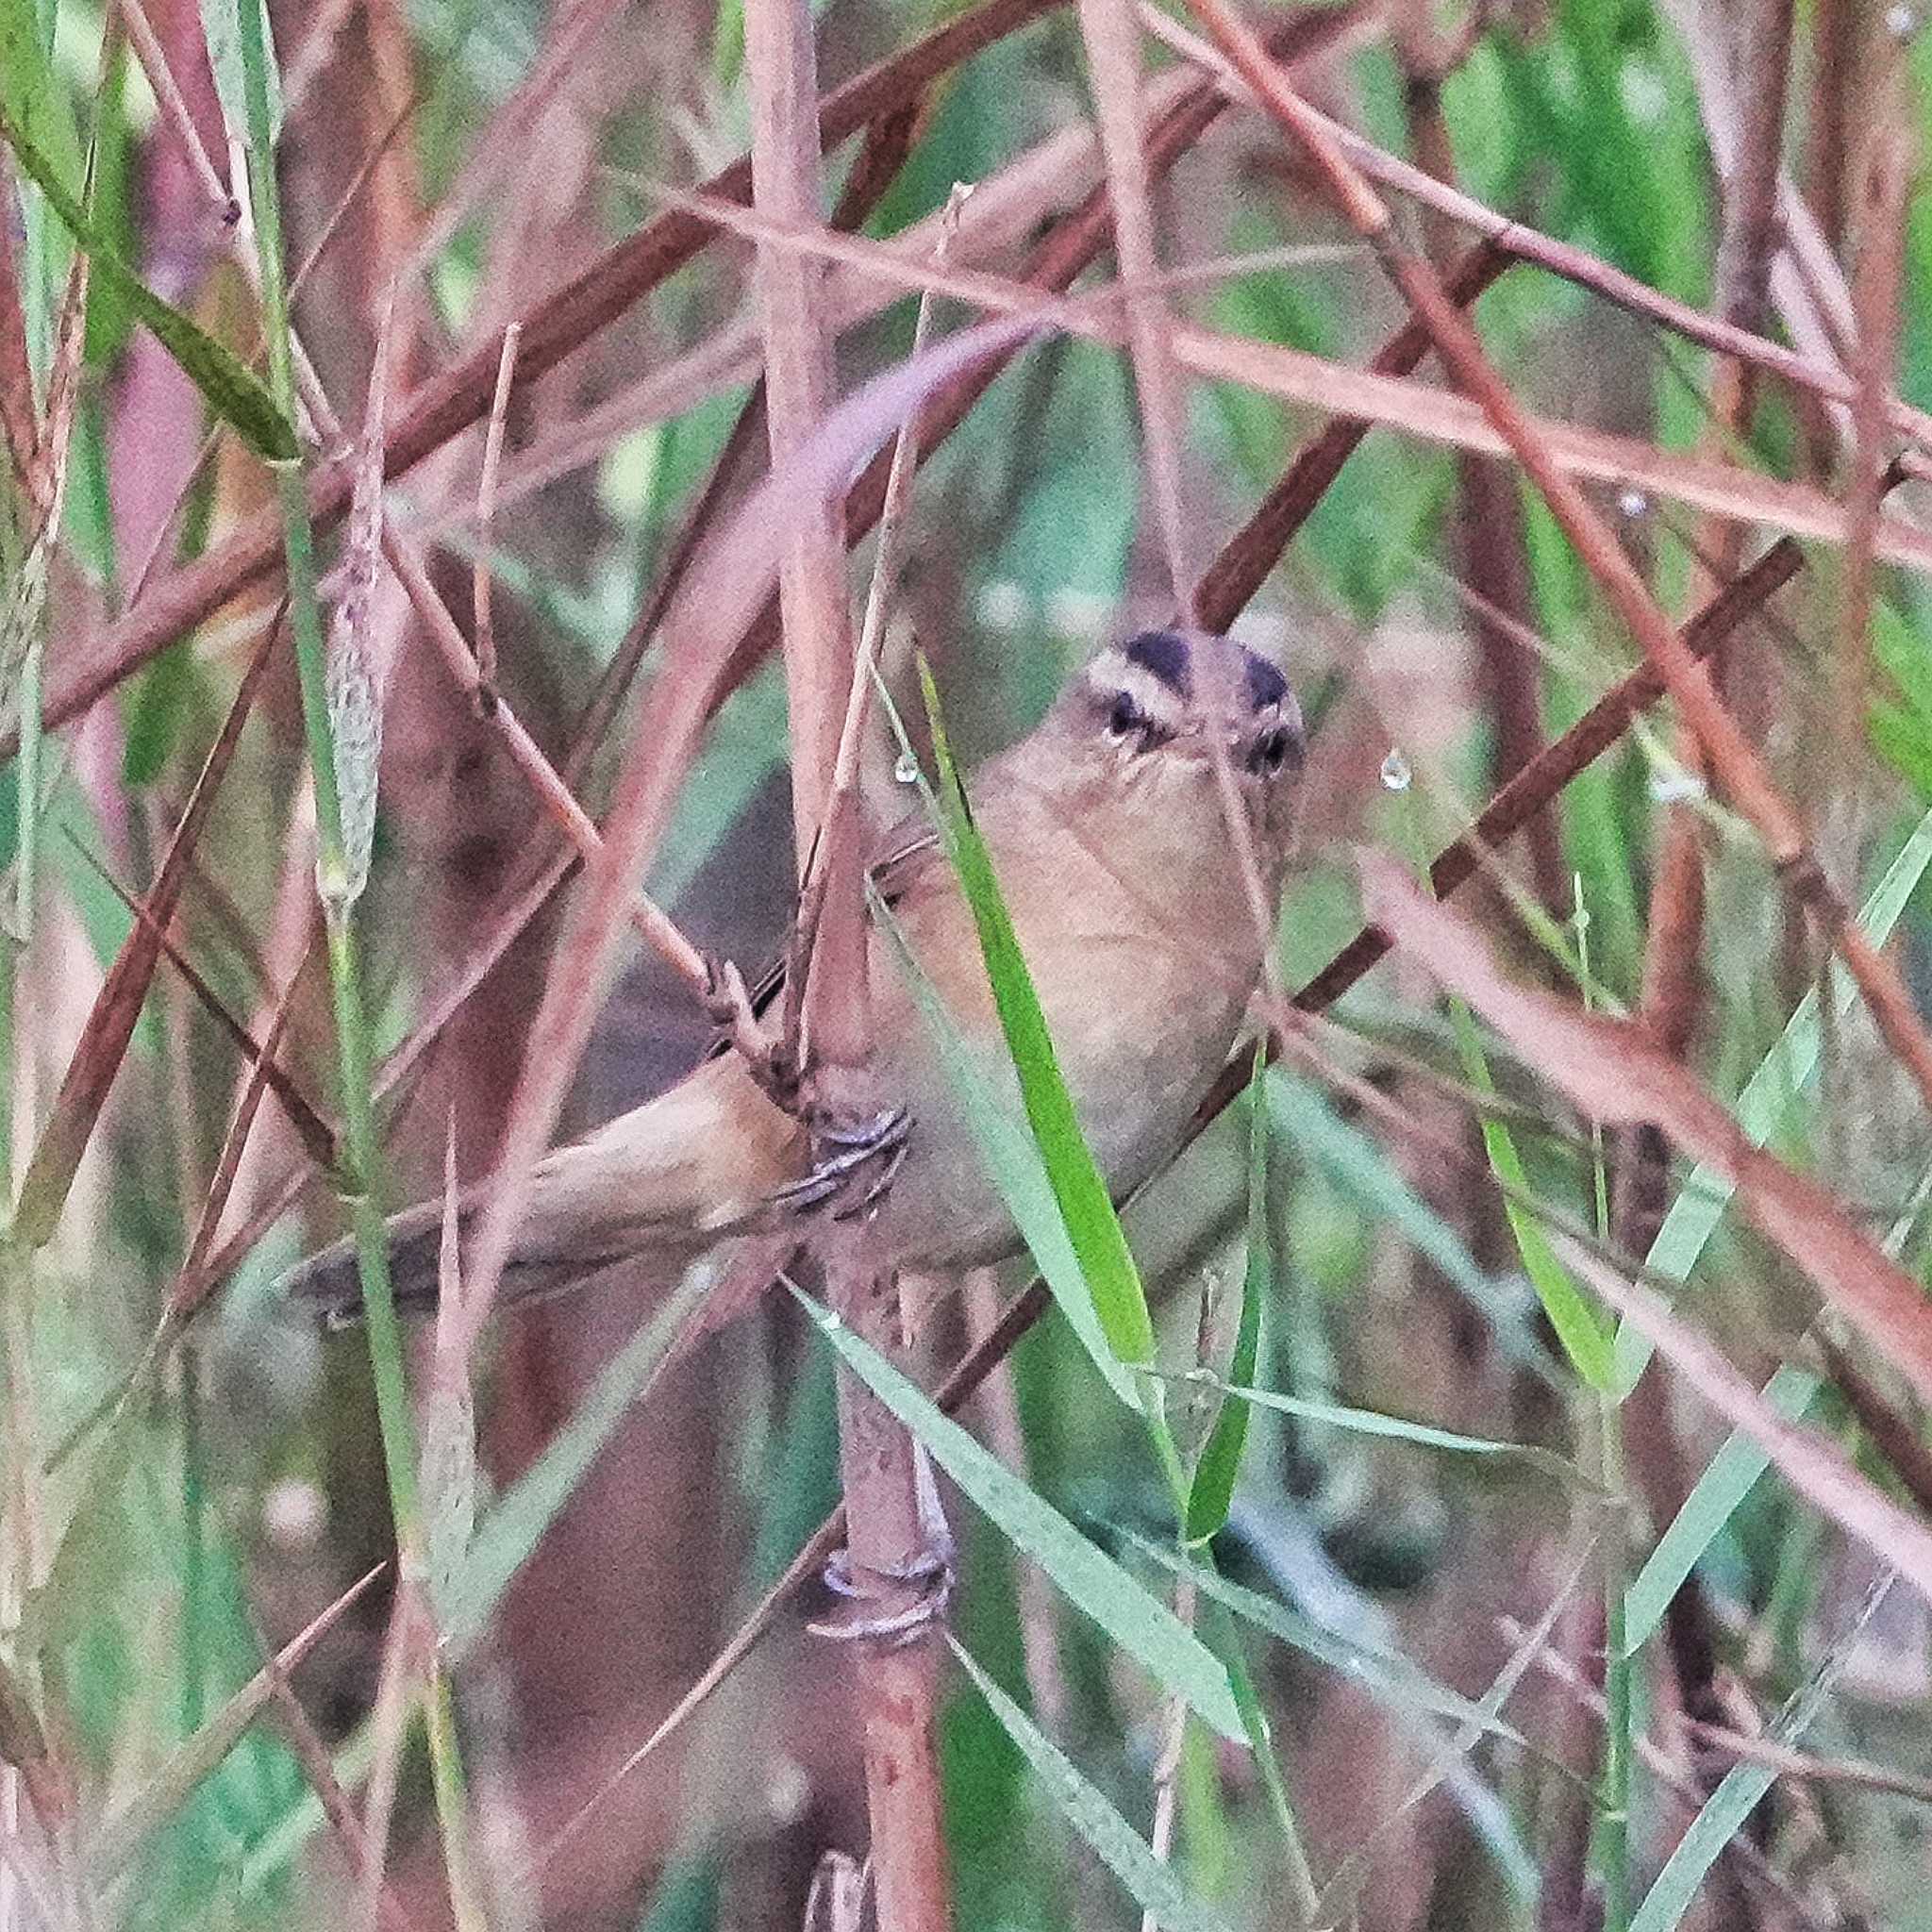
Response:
[[773, 1107, 910, 1224], [809, 1450, 955, 1647], [701, 952, 798, 1110], [809, 1545, 953, 1647]]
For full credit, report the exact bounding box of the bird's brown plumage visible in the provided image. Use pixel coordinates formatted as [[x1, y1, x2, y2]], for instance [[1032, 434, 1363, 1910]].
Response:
[[286, 629, 1303, 1324]]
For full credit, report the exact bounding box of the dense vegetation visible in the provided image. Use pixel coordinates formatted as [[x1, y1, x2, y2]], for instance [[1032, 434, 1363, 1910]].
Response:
[[5, 1, 1932, 1927]]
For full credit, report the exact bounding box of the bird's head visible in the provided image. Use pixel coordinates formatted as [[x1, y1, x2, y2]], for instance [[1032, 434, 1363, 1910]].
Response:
[[1023, 627, 1305, 875]]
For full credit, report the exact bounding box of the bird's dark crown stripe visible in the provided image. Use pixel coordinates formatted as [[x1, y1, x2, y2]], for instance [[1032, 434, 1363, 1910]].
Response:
[[1124, 629, 1193, 697], [1243, 651, 1289, 712]]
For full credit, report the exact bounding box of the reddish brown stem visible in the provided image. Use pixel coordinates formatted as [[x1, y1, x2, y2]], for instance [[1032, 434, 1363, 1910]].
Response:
[[1185, 0, 1932, 1150], [11, 0, 1066, 761], [742, 0, 948, 1917]]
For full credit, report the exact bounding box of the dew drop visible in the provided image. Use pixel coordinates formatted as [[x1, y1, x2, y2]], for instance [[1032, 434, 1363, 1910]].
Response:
[[893, 751, 920, 785], [1650, 771, 1707, 805], [1618, 489, 1649, 519], [1380, 749, 1412, 792]]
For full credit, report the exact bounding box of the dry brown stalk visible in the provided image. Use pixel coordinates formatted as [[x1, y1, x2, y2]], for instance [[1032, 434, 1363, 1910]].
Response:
[[14, 0, 1066, 762], [250, 1602, 423, 1932], [640, 190, 1932, 573], [113, 0, 234, 218], [1815, 1332, 1932, 1522], [370, 523, 714, 998], [472, 321, 522, 699], [69, 848, 334, 1171], [1183, 0, 1932, 1152], [1834, 107, 1915, 809], [1193, 239, 1510, 629], [1076, 0, 1197, 617], [0, 192, 38, 499], [742, 0, 950, 1913], [1291, 537, 1805, 1018], [1394, 8, 1564, 925], [180, 985, 307, 1287], [1620, 0, 1794, 1778], [561, 101, 924, 781], [11, 624, 283, 1251], [1143, 3, 1932, 456]]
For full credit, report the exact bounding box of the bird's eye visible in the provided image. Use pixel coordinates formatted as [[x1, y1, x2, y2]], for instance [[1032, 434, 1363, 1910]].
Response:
[[1249, 725, 1297, 775], [1107, 691, 1146, 741]]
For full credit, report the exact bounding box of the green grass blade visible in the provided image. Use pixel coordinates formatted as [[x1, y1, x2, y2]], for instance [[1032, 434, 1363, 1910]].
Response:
[[0, 0, 82, 208], [1621, 1363, 1821, 1654], [791, 1282, 1242, 1740], [874, 883, 1140, 1408], [950, 1638, 1235, 1932], [916, 658, 1158, 1375], [1185, 1058, 1268, 1545], [1627, 1574, 1890, 1932], [1223, 1641, 1320, 1922], [201, 0, 283, 146], [0, 102, 295, 461], [444, 1273, 708, 1656], [1171, 1376, 1592, 1489], [1614, 805, 1932, 1392], [1449, 999, 1614, 1389], [1124, 1531, 1523, 1746], [1264, 1074, 1557, 1385]]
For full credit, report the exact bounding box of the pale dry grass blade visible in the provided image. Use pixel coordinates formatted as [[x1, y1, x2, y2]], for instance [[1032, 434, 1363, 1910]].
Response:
[[1361, 858, 1932, 1410]]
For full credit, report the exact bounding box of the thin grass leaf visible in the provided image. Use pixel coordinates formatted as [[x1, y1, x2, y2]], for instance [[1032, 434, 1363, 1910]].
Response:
[[790, 1282, 1242, 1740], [1222, 1643, 1320, 1921], [0, 102, 295, 461], [950, 1638, 1234, 1932], [1121, 1530, 1522, 1745], [1627, 1574, 1892, 1932], [916, 659, 1157, 1379], [1169, 1376, 1592, 1490], [0, 0, 83, 208], [200, 0, 283, 145], [1623, 1364, 1822, 1654], [874, 885, 1140, 1409], [87, 1566, 384, 1885], [1185, 1056, 1268, 1544], [1264, 1073, 1557, 1383], [443, 1270, 709, 1657], [1449, 999, 1615, 1390], [1614, 804, 1932, 1391]]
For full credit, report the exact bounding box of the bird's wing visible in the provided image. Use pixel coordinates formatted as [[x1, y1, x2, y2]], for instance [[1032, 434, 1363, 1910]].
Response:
[[708, 808, 945, 1053]]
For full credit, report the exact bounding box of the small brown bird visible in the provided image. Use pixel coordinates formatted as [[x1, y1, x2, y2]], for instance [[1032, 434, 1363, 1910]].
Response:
[[288, 628, 1304, 1324]]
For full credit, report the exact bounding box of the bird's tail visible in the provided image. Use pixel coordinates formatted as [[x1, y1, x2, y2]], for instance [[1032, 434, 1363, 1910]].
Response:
[[284, 1054, 804, 1326]]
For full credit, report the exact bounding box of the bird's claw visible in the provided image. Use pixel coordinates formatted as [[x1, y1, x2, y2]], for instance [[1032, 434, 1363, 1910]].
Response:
[[773, 1108, 910, 1223], [701, 951, 797, 1109], [808, 1544, 954, 1647], [810, 1453, 956, 1647]]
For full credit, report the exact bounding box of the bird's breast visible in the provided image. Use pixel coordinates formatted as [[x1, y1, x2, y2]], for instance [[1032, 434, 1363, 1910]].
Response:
[[861, 848, 1258, 1274]]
